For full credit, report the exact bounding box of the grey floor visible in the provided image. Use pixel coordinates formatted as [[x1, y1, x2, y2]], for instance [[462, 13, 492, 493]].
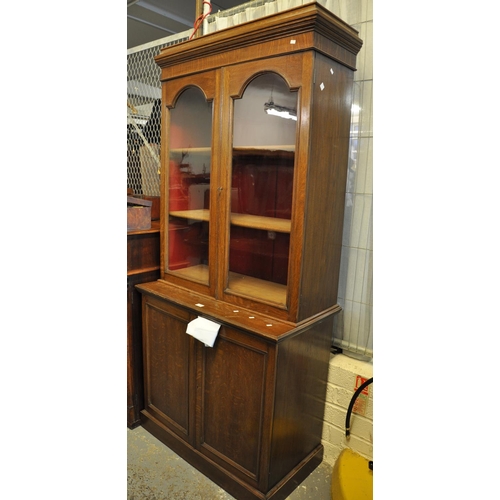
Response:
[[128, 426, 333, 500]]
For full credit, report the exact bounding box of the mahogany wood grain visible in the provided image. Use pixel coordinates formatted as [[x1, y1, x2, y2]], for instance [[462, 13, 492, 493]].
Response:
[[127, 220, 160, 275], [297, 54, 354, 320], [127, 222, 160, 428], [155, 3, 361, 78], [141, 297, 197, 445], [138, 289, 335, 499], [139, 3, 362, 497], [268, 314, 334, 487]]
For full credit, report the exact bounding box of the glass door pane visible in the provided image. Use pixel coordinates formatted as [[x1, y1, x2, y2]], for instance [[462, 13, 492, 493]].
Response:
[[168, 87, 212, 285], [228, 73, 297, 307]]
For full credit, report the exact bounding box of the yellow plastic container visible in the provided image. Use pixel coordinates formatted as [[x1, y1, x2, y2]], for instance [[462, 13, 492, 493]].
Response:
[[331, 448, 373, 500]]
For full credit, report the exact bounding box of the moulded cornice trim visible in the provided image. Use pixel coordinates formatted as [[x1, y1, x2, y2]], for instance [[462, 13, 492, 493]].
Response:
[[154, 3, 363, 70]]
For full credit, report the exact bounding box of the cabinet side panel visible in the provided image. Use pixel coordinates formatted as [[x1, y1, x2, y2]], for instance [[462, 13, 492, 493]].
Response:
[[143, 300, 192, 438], [269, 314, 333, 488], [298, 54, 354, 320]]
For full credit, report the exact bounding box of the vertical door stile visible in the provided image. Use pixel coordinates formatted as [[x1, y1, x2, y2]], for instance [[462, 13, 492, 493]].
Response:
[[287, 52, 313, 321], [142, 298, 152, 409], [193, 329, 204, 448], [209, 72, 219, 299], [214, 67, 233, 299], [160, 83, 170, 278], [209, 69, 221, 298]]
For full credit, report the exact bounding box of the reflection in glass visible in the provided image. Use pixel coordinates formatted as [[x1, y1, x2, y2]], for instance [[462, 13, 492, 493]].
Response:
[[229, 73, 297, 306], [168, 87, 212, 285]]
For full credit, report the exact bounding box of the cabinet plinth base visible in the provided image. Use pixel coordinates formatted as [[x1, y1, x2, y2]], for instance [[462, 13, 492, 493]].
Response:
[[140, 410, 323, 500]]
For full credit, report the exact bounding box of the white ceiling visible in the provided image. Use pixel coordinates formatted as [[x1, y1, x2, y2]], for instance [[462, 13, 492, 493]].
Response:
[[127, 0, 246, 49]]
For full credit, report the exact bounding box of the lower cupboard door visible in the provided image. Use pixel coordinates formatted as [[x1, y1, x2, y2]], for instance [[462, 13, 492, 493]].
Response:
[[196, 325, 273, 487], [143, 299, 195, 444]]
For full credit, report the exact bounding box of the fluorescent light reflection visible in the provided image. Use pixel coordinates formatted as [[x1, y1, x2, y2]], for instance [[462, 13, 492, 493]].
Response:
[[264, 101, 297, 121]]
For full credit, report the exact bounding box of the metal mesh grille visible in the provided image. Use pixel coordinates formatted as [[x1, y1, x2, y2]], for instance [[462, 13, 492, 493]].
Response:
[[127, 32, 189, 196]]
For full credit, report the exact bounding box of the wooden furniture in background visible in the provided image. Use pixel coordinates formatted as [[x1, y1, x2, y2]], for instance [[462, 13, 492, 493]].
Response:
[[127, 220, 160, 428], [137, 3, 362, 498]]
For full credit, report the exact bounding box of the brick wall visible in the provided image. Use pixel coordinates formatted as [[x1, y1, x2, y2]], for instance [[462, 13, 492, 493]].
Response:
[[321, 353, 373, 465]]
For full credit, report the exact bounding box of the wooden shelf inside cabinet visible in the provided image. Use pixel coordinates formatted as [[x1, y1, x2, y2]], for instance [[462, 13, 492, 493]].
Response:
[[170, 209, 291, 233], [171, 263, 209, 283], [170, 147, 211, 153], [170, 209, 210, 221], [230, 213, 291, 233], [233, 145, 295, 154], [227, 271, 287, 307]]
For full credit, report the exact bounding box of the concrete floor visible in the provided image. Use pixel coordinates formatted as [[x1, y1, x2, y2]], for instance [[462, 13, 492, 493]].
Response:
[[127, 426, 333, 500]]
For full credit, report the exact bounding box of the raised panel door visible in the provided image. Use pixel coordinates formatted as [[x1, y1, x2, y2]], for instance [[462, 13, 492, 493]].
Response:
[[196, 325, 274, 488], [142, 297, 195, 444]]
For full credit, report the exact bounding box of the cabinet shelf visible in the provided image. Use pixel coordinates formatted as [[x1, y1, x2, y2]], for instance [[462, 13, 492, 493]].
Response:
[[170, 209, 210, 221], [233, 145, 295, 152], [230, 213, 291, 233], [227, 271, 287, 307], [170, 209, 291, 233], [171, 263, 209, 283], [169, 266, 288, 305], [170, 145, 295, 154], [170, 147, 211, 153]]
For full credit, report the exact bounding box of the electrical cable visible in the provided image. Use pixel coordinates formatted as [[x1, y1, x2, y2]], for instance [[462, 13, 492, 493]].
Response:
[[345, 377, 373, 439], [189, 1, 212, 40]]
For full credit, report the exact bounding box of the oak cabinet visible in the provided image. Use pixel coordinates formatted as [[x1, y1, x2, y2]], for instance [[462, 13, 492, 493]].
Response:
[[138, 284, 335, 499], [136, 3, 362, 499]]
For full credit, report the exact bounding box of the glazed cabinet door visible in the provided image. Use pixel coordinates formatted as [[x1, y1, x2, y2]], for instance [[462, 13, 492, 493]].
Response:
[[162, 72, 219, 297], [195, 325, 275, 491], [141, 295, 196, 446], [218, 53, 312, 322]]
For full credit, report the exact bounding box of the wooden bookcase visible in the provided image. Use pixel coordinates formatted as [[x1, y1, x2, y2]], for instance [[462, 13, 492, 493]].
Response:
[[127, 220, 160, 428], [136, 3, 362, 499]]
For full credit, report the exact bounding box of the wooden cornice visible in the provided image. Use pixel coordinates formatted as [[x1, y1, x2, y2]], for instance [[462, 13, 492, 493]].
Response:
[[154, 2, 363, 71]]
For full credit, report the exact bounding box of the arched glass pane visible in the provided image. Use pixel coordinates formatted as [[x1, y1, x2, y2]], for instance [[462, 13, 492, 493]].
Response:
[[228, 73, 297, 307], [168, 87, 212, 285]]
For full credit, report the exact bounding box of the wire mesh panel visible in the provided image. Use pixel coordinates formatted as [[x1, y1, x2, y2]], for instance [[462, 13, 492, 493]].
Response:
[[127, 32, 190, 197]]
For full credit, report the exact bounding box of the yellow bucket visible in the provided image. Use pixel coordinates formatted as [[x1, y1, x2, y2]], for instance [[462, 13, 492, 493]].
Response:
[[331, 448, 373, 500]]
